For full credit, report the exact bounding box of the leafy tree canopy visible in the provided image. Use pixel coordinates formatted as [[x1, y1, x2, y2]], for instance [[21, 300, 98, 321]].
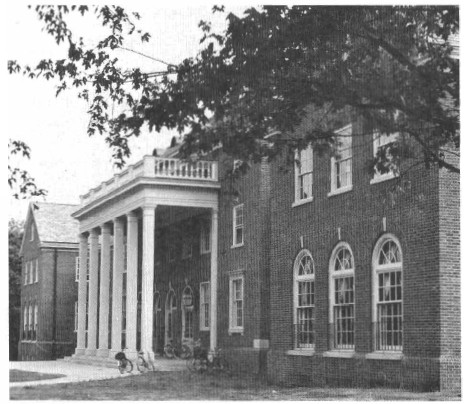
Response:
[[9, 5, 459, 192]]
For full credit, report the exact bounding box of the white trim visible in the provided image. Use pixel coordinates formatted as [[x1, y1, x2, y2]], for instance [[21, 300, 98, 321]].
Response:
[[323, 350, 355, 358], [292, 197, 314, 208], [330, 124, 353, 194], [228, 273, 244, 334], [370, 172, 397, 185], [74, 301, 78, 332], [327, 185, 353, 198], [200, 220, 211, 254], [253, 339, 270, 349], [365, 352, 404, 361], [75, 256, 80, 282], [34, 259, 39, 283], [286, 349, 315, 356], [294, 146, 314, 204]]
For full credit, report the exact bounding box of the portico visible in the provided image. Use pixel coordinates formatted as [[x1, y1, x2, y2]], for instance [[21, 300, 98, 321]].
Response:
[[73, 156, 219, 361]]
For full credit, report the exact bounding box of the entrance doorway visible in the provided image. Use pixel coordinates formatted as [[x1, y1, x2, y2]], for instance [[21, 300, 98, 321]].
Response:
[[165, 289, 177, 345], [181, 286, 194, 346]]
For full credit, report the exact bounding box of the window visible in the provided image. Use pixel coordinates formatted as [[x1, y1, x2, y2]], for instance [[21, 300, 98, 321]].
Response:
[[294, 145, 314, 203], [182, 286, 194, 340], [74, 301, 78, 332], [232, 204, 244, 247], [30, 222, 35, 241], [24, 263, 28, 285], [165, 289, 177, 343], [34, 260, 39, 283], [200, 220, 211, 254], [29, 261, 34, 284], [75, 256, 80, 282], [293, 250, 315, 349], [199, 282, 210, 331], [229, 274, 244, 333], [28, 303, 33, 340], [372, 130, 399, 183], [330, 125, 352, 194], [373, 235, 403, 351], [329, 243, 355, 350]]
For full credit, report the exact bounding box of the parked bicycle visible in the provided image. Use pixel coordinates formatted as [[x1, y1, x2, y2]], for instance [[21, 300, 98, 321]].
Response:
[[115, 351, 133, 374], [186, 343, 230, 375], [136, 350, 156, 373], [163, 340, 192, 359]]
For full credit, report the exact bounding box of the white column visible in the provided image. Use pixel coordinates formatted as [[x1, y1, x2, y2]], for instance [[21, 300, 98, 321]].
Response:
[[209, 207, 219, 352], [126, 212, 139, 358], [110, 217, 124, 355], [75, 233, 88, 355], [97, 223, 111, 357], [86, 228, 99, 356], [141, 206, 155, 358]]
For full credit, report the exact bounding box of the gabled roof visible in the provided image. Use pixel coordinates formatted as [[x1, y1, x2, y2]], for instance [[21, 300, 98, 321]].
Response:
[[20, 202, 79, 254]]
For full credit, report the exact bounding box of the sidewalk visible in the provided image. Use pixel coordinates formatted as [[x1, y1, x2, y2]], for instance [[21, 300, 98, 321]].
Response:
[[10, 360, 125, 387]]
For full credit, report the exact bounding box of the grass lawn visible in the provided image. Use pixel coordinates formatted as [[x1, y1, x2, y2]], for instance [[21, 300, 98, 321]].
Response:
[[10, 369, 65, 383], [10, 370, 461, 400]]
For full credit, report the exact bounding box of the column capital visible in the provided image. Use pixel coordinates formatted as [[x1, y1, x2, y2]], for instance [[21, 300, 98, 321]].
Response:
[[78, 233, 88, 243], [101, 222, 112, 234], [211, 207, 219, 216], [89, 228, 99, 238], [113, 216, 124, 227], [142, 205, 157, 216], [127, 211, 138, 222]]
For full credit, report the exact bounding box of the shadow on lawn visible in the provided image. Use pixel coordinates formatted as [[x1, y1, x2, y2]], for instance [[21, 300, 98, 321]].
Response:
[[10, 369, 66, 383]]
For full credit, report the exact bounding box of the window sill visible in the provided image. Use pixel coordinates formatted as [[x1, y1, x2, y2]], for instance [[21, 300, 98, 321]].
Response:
[[327, 185, 353, 198], [370, 173, 397, 185], [228, 328, 244, 336], [365, 352, 403, 361], [292, 197, 314, 208], [231, 243, 244, 249], [286, 349, 315, 356], [322, 350, 355, 358]]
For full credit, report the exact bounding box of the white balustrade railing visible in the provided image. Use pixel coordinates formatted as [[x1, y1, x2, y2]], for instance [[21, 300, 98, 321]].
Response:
[[154, 158, 217, 181], [80, 156, 218, 205]]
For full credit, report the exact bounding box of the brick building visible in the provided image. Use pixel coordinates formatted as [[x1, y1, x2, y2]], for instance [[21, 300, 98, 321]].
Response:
[[18, 202, 79, 360], [69, 121, 459, 391]]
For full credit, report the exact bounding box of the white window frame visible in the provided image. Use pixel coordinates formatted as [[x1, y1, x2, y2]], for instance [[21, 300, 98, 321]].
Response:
[[372, 234, 403, 352], [30, 222, 35, 241], [199, 282, 210, 331], [29, 261, 34, 284], [293, 145, 314, 206], [371, 130, 400, 184], [200, 220, 211, 254], [24, 262, 28, 285], [329, 242, 355, 351], [329, 124, 353, 196], [229, 273, 244, 334], [23, 305, 28, 339], [232, 204, 244, 248], [74, 301, 78, 332], [293, 249, 315, 350], [28, 303, 33, 340]]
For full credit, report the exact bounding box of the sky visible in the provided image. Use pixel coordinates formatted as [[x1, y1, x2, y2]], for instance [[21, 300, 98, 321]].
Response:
[[6, 3, 248, 221]]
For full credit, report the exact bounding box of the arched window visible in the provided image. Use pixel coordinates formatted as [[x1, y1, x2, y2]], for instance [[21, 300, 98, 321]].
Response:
[[293, 250, 315, 349], [165, 289, 177, 344], [329, 242, 355, 350], [181, 286, 194, 341], [373, 234, 403, 351]]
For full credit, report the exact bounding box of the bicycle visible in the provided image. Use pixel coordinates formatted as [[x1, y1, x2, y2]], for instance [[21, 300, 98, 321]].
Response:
[[136, 351, 155, 373], [163, 340, 192, 359], [187, 345, 230, 375], [115, 351, 133, 374]]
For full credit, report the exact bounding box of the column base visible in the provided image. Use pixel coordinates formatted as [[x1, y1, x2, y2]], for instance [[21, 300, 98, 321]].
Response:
[[75, 348, 86, 356], [96, 348, 110, 358], [85, 348, 97, 356]]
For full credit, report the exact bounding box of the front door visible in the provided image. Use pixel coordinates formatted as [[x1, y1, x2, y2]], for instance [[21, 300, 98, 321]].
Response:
[[181, 286, 194, 346], [165, 289, 176, 345]]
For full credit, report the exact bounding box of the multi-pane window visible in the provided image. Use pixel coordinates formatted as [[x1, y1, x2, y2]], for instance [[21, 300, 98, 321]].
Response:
[[30, 222, 35, 241], [24, 263, 28, 285], [229, 275, 244, 332], [295, 145, 314, 202], [293, 250, 315, 349], [29, 261, 34, 284], [331, 125, 352, 193], [28, 303, 33, 340], [34, 304, 38, 340], [232, 204, 244, 247], [200, 220, 211, 254], [329, 243, 355, 350], [373, 235, 403, 351], [199, 282, 210, 331], [34, 260, 39, 283], [23, 306, 28, 339], [166, 290, 177, 342], [182, 234, 193, 259], [182, 287, 194, 340], [372, 130, 399, 181]]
